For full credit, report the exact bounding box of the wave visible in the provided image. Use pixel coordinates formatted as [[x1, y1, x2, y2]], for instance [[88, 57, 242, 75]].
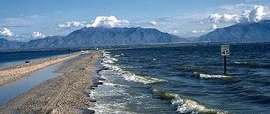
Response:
[[233, 61, 257, 66], [101, 50, 166, 84], [232, 61, 270, 68], [121, 72, 167, 84], [152, 88, 229, 114], [102, 51, 118, 64], [103, 82, 130, 87], [193, 72, 232, 79]]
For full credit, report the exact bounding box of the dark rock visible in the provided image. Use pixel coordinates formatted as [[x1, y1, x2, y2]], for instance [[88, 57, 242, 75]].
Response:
[[87, 86, 95, 90], [25, 60, 31, 63], [97, 81, 103, 85], [91, 84, 98, 87], [99, 78, 106, 81], [87, 98, 97, 102], [81, 109, 95, 114]]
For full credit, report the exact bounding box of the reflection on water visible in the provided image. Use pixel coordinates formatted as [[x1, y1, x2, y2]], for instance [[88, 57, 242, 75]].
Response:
[[0, 64, 61, 106]]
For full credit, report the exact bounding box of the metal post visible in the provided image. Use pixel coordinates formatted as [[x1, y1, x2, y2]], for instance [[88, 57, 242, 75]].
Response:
[[224, 56, 227, 75]]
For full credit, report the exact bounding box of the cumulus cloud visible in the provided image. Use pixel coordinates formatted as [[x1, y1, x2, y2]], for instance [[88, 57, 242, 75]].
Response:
[[247, 5, 266, 22], [211, 24, 217, 30], [149, 21, 158, 26], [0, 28, 13, 37], [168, 30, 179, 35], [191, 30, 206, 34], [208, 13, 240, 23], [56, 21, 86, 30], [191, 30, 198, 34], [87, 16, 129, 28], [56, 16, 129, 30], [32, 32, 46, 38], [206, 5, 268, 23]]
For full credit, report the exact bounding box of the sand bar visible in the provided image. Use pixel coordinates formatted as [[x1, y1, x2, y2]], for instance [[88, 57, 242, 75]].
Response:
[[0, 51, 100, 113], [0, 52, 81, 86]]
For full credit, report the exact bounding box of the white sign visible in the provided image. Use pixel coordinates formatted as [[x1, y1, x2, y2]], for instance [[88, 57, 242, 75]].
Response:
[[221, 45, 230, 56]]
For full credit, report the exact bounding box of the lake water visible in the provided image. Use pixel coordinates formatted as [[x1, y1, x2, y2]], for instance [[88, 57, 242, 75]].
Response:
[[92, 43, 270, 114], [0, 64, 61, 106], [0, 50, 74, 106], [0, 50, 75, 68]]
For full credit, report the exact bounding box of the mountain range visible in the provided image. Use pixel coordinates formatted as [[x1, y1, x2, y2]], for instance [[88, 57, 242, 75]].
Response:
[[197, 20, 270, 43], [0, 27, 187, 51], [1, 20, 270, 51]]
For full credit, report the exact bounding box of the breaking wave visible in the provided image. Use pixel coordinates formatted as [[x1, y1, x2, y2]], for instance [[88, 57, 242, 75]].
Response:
[[193, 72, 232, 79], [232, 61, 270, 68], [152, 88, 229, 114], [101, 50, 166, 84]]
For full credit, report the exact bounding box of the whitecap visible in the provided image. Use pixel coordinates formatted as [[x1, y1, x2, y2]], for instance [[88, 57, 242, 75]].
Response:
[[193, 72, 232, 79], [101, 50, 166, 84], [152, 89, 228, 114], [121, 72, 166, 84]]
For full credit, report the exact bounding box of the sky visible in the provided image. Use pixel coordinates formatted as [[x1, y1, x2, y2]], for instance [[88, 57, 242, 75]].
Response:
[[0, 0, 269, 41]]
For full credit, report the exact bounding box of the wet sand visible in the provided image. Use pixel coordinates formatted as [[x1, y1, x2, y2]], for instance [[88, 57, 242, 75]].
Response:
[[0, 51, 100, 114], [0, 53, 80, 86]]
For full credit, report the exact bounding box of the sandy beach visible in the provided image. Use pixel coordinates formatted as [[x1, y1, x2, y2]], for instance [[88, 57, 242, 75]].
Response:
[[0, 53, 81, 86], [0, 51, 100, 113]]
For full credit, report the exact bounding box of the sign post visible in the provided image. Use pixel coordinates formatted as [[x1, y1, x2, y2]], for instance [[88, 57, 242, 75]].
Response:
[[221, 45, 230, 75]]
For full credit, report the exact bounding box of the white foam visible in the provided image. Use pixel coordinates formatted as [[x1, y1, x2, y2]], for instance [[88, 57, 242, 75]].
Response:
[[91, 103, 136, 114], [101, 50, 166, 84], [169, 93, 228, 114], [103, 82, 129, 87], [193, 72, 231, 79], [199, 73, 231, 79], [114, 54, 121, 57], [234, 61, 248, 64], [122, 72, 166, 84]]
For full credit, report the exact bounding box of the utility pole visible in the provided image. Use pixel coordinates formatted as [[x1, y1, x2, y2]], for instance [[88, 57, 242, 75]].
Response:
[[221, 45, 230, 75]]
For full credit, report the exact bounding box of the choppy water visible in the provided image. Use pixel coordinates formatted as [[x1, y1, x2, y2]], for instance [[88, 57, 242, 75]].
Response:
[[92, 43, 270, 114]]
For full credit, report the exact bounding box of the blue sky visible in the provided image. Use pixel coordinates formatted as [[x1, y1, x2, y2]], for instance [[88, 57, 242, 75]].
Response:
[[0, 0, 269, 41]]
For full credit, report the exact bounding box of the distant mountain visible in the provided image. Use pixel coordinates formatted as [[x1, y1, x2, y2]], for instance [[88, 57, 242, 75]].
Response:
[[0, 27, 188, 51], [0, 38, 24, 51], [197, 20, 270, 43], [22, 36, 65, 49]]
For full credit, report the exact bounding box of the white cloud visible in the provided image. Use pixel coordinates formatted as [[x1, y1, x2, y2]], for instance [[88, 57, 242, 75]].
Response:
[[56, 16, 129, 30], [248, 5, 266, 22], [56, 21, 86, 30], [192, 30, 198, 33], [0, 28, 13, 37], [32, 32, 46, 38], [168, 30, 179, 35], [207, 13, 240, 23], [211, 24, 217, 30], [87, 16, 129, 28], [207, 5, 268, 23], [191, 30, 206, 34], [149, 21, 158, 26]]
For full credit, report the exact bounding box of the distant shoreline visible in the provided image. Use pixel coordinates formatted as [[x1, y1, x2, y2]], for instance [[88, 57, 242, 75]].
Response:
[[1, 42, 270, 53]]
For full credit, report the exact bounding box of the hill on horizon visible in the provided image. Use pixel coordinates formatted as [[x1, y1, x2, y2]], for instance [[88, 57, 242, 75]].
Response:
[[0, 27, 188, 51], [197, 20, 270, 43]]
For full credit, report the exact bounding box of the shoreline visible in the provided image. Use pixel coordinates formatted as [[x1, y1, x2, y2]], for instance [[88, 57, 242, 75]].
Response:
[[0, 52, 81, 86], [0, 51, 100, 113]]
